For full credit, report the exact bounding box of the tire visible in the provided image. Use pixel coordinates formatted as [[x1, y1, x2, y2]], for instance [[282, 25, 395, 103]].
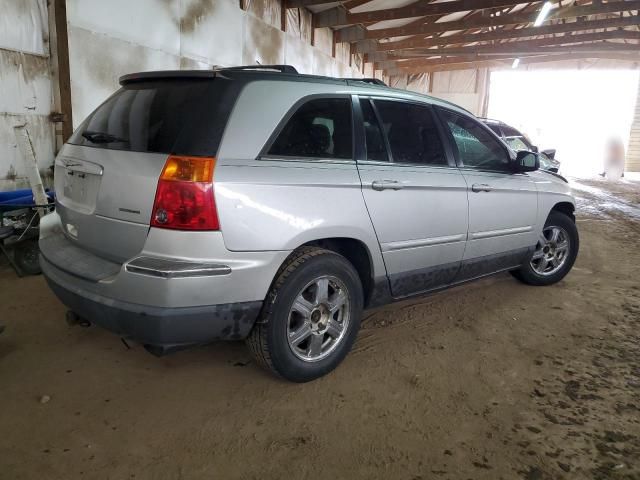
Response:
[[246, 246, 364, 382], [14, 239, 42, 275], [511, 211, 579, 286]]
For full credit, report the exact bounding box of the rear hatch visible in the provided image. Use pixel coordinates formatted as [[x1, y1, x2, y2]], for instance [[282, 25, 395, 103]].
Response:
[[55, 75, 240, 263]]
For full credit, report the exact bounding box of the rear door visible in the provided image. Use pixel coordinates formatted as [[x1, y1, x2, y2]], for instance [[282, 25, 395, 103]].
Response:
[[355, 97, 468, 298], [436, 108, 538, 281], [55, 77, 240, 262]]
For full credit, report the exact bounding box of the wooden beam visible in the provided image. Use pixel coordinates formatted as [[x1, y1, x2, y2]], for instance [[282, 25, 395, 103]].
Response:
[[336, 1, 640, 42], [314, 0, 534, 28], [378, 42, 640, 68], [285, 0, 343, 7], [53, 0, 73, 142], [390, 52, 640, 74], [371, 15, 640, 52], [392, 30, 640, 57]]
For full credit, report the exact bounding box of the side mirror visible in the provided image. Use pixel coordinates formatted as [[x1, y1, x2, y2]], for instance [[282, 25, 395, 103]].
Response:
[[515, 150, 539, 172], [531, 145, 539, 153]]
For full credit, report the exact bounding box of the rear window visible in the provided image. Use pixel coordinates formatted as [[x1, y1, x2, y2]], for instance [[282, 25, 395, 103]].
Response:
[[267, 98, 353, 160], [69, 78, 240, 156]]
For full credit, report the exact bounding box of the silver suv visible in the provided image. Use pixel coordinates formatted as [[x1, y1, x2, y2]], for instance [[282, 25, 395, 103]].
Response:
[[40, 66, 579, 382]]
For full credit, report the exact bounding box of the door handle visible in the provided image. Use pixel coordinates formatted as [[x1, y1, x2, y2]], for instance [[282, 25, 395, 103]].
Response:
[[372, 180, 404, 191], [471, 183, 492, 193]]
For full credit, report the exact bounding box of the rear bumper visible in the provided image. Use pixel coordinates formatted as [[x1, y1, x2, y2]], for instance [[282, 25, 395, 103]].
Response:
[[42, 256, 262, 346]]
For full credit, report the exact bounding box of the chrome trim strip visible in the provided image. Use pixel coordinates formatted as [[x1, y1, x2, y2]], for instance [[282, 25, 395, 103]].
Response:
[[381, 234, 465, 252], [471, 226, 532, 240], [125, 256, 232, 278]]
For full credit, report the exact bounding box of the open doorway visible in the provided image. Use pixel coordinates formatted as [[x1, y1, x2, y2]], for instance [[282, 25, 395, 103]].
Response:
[[487, 70, 639, 178]]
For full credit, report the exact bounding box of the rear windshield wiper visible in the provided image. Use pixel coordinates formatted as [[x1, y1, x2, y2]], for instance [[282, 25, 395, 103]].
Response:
[[81, 130, 128, 144]]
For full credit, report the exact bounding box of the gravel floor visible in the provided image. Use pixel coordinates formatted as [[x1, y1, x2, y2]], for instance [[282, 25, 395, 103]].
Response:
[[0, 177, 638, 480]]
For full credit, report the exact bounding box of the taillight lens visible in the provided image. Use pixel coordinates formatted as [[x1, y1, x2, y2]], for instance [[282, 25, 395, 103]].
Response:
[[151, 156, 219, 230]]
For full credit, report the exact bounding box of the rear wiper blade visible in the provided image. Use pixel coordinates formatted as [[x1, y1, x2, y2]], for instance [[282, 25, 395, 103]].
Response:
[[81, 130, 127, 144]]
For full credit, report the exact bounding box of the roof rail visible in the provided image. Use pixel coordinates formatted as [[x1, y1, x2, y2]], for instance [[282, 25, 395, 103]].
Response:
[[344, 77, 387, 86], [220, 65, 299, 74]]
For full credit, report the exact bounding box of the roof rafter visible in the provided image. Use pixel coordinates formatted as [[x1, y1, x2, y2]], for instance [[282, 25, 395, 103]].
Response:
[[377, 42, 640, 70], [336, 1, 640, 42], [387, 52, 640, 74], [358, 15, 640, 53], [314, 0, 537, 28]]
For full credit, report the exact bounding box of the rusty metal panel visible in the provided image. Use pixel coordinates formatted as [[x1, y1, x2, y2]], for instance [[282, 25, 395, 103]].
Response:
[[0, 49, 52, 116], [0, 114, 54, 190], [242, 14, 285, 66], [180, 0, 243, 67], [0, 0, 48, 55], [0, 0, 55, 191]]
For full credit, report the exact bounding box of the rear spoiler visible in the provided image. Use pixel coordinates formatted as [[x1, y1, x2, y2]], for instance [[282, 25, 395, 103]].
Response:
[[120, 65, 301, 85]]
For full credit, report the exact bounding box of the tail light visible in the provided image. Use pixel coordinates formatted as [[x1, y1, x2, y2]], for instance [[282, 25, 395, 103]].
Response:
[[151, 155, 219, 230]]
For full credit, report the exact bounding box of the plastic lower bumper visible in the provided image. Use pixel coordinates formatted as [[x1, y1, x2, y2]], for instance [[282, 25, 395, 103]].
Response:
[[41, 256, 262, 348]]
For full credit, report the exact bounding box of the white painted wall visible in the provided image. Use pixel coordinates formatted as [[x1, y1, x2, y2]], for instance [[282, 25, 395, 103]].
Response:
[[430, 69, 489, 116], [0, 0, 56, 191], [65, 0, 364, 129], [0, 0, 366, 191]]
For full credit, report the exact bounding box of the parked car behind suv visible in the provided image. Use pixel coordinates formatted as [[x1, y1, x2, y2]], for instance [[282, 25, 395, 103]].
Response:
[[40, 66, 579, 382], [482, 118, 561, 173]]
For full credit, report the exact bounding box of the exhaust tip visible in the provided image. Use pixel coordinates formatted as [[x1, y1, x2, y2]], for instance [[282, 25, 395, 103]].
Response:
[[66, 310, 91, 327]]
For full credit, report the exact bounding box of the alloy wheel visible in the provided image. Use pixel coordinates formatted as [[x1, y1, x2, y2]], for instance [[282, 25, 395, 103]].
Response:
[[286, 275, 351, 362], [530, 225, 570, 276]]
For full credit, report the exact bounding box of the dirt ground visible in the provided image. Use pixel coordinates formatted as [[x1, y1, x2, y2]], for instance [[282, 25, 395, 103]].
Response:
[[1, 177, 639, 480]]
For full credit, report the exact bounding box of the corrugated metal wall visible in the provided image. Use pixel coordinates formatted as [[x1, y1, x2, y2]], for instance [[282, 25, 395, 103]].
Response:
[[626, 80, 640, 172], [0, 0, 56, 191]]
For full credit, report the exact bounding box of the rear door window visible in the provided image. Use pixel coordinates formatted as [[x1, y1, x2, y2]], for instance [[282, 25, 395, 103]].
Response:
[[360, 99, 388, 162], [372, 100, 447, 166], [69, 78, 240, 156], [267, 98, 353, 160]]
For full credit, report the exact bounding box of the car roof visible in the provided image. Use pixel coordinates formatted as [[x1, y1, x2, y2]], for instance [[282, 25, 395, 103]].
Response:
[[479, 117, 505, 125], [119, 65, 474, 117]]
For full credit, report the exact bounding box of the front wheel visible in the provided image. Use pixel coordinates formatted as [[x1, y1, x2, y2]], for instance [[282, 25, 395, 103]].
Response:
[[511, 211, 579, 286], [246, 247, 363, 382]]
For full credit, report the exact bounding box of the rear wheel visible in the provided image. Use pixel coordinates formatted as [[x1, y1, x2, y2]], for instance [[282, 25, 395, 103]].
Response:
[[246, 247, 363, 382], [14, 239, 42, 275], [512, 211, 579, 286]]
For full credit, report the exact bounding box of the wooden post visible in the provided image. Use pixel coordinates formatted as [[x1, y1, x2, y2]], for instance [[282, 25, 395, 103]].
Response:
[[626, 79, 640, 172], [53, 0, 73, 143]]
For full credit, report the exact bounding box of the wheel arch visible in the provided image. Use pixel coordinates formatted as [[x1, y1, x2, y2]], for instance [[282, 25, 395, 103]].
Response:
[[301, 238, 376, 307], [550, 201, 575, 222]]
